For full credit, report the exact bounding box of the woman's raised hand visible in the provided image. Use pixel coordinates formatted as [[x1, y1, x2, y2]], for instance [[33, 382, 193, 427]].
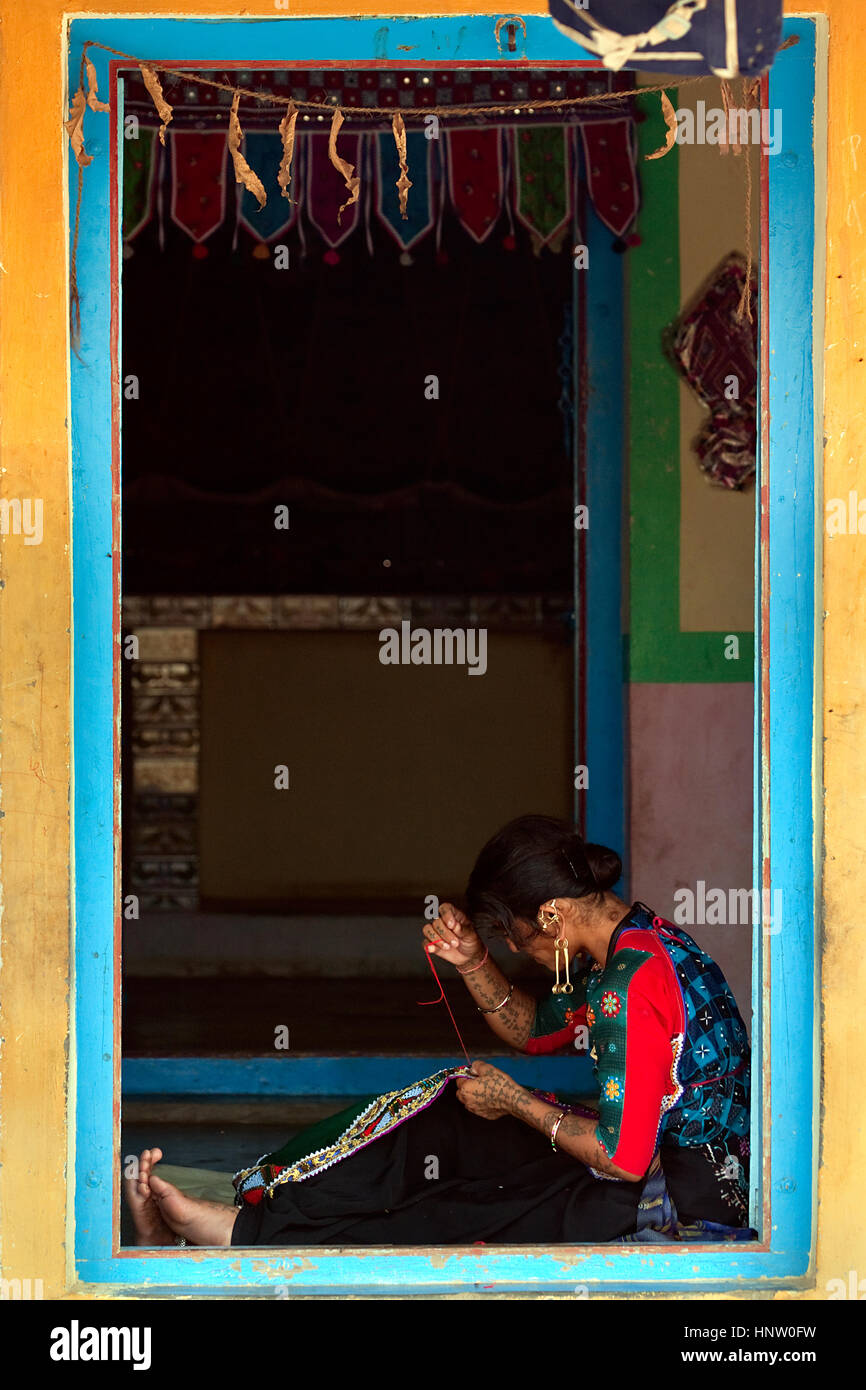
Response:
[[422, 902, 484, 970]]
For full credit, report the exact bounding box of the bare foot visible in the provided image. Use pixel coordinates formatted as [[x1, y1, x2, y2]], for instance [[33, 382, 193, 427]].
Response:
[[124, 1147, 175, 1247], [147, 1165, 239, 1248]]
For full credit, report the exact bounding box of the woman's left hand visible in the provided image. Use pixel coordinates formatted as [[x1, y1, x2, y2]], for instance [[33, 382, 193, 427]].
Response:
[[454, 1060, 522, 1120]]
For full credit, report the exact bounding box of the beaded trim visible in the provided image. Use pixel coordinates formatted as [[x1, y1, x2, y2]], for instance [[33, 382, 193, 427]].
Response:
[[663, 1032, 686, 1115], [650, 1031, 686, 1153], [588, 1165, 621, 1182], [233, 1066, 467, 1201]]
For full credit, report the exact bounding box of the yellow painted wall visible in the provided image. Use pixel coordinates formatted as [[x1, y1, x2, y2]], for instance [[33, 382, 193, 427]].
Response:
[[0, 0, 861, 1299]]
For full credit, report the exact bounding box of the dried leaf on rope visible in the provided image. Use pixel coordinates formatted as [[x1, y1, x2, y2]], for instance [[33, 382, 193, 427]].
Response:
[[392, 113, 412, 220], [328, 108, 360, 224], [85, 57, 111, 113], [645, 90, 678, 161], [140, 64, 173, 145], [229, 91, 267, 209], [65, 87, 93, 167], [278, 101, 298, 202]]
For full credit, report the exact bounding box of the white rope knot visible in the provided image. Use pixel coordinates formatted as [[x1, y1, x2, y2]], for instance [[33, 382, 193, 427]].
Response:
[[561, 0, 708, 73]]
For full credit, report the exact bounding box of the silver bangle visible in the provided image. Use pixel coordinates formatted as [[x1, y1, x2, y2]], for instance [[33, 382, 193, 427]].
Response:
[[478, 983, 514, 1015], [175, 1236, 187, 1248]]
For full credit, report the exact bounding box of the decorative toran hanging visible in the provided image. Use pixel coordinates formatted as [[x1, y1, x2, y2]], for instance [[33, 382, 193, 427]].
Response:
[[113, 62, 641, 264], [67, 40, 763, 347]]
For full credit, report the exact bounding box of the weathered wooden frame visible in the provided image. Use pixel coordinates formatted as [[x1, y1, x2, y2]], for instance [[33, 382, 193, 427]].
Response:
[[68, 13, 820, 1294]]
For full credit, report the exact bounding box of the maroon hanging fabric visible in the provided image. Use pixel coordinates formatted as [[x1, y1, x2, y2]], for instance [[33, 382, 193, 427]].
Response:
[[170, 132, 229, 242], [580, 120, 638, 237], [306, 131, 362, 247], [446, 129, 505, 243]]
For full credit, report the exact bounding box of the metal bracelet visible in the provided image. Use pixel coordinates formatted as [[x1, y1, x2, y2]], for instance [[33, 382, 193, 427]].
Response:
[[550, 1109, 567, 1152], [477, 982, 514, 1015], [457, 946, 490, 975]]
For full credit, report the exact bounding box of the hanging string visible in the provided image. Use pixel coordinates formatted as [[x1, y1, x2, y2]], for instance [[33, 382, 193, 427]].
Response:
[[75, 34, 796, 118], [77, 39, 704, 119], [69, 162, 85, 360], [737, 138, 754, 323], [417, 947, 473, 1069], [735, 76, 761, 325]]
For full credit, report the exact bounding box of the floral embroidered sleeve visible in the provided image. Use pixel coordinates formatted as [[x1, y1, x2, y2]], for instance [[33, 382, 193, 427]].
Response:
[[525, 965, 591, 1055], [588, 951, 681, 1179]]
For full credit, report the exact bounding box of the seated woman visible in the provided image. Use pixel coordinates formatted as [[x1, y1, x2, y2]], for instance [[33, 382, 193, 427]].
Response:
[[125, 815, 753, 1247]]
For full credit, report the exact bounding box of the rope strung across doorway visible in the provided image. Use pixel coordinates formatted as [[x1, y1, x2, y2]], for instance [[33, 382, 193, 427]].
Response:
[[68, 37, 789, 351]]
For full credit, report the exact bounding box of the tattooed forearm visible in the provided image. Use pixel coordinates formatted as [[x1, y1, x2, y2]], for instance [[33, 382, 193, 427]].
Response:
[[459, 961, 534, 1048], [508, 1088, 564, 1143], [504, 1089, 643, 1182]]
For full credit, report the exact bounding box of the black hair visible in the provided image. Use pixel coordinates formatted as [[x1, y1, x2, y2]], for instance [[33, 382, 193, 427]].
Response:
[[465, 814, 622, 943]]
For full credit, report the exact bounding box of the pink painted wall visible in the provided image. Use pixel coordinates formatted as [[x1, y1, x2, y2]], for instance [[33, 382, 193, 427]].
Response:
[[628, 683, 754, 1029]]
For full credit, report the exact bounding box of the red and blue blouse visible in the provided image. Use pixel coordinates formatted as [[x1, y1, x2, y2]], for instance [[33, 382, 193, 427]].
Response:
[[529, 902, 751, 1183]]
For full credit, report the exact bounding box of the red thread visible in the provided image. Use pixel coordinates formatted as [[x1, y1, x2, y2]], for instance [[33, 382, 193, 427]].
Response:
[[418, 947, 473, 1067]]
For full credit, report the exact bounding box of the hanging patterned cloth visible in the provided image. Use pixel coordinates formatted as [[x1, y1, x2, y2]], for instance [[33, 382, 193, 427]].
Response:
[[375, 131, 434, 252], [306, 130, 362, 252], [116, 66, 639, 257], [446, 129, 505, 243], [169, 132, 229, 243], [512, 126, 573, 255], [580, 119, 640, 238], [664, 253, 758, 489], [238, 132, 300, 244]]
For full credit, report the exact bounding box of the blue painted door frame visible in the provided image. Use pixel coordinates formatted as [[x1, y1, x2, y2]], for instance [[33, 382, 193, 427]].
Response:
[[69, 14, 819, 1294]]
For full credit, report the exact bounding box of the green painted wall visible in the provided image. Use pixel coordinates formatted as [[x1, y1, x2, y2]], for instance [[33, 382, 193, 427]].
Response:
[[628, 89, 754, 683]]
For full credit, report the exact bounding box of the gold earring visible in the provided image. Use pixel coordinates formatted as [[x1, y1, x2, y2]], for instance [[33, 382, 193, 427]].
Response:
[[539, 902, 573, 996], [553, 933, 573, 995], [538, 902, 560, 935]]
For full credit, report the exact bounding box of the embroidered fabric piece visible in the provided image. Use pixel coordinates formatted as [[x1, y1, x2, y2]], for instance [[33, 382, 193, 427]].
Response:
[[664, 254, 758, 490], [232, 1067, 467, 1204]]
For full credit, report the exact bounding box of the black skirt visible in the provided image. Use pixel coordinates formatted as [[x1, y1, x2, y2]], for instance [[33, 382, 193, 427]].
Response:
[[231, 1086, 736, 1247]]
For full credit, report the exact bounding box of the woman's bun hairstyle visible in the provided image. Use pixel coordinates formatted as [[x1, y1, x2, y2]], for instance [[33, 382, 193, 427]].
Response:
[[466, 815, 623, 941], [582, 842, 623, 895]]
